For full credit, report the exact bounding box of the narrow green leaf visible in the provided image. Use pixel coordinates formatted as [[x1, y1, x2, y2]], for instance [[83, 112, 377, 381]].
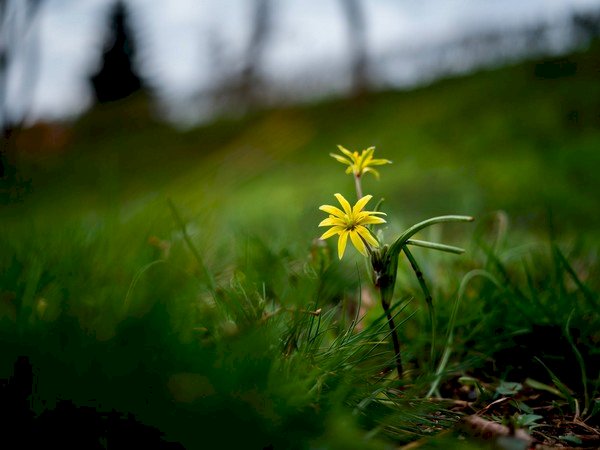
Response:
[[402, 246, 436, 367], [389, 215, 473, 258], [406, 239, 465, 254], [524, 378, 565, 398]]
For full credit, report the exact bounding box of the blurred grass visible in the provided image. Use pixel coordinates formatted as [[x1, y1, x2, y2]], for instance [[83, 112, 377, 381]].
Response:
[[1, 44, 599, 448]]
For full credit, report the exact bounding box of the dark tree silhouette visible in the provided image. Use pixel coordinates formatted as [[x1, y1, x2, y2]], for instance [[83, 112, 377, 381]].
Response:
[[90, 0, 142, 103]]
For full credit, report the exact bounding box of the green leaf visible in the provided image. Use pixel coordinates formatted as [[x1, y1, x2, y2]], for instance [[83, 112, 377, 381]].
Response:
[[513, 400, 534, 414], [496, 381, 523, 396], [515, 414, 543, 428], [495, 436, 530, 450], [388, 215, 473, 259], [524, 378, 565, 399], [559, 435, 583, 445], [406, 239, 465, 254]]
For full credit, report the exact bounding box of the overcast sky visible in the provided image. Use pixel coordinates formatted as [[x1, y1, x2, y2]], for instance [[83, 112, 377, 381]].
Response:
[[4, 0, 599, 124]]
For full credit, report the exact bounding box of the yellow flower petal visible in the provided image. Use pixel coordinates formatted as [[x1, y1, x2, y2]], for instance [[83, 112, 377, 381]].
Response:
[[337, 231, 349, 259], [362, 147, 375, 164], [352, 194, 373, 215], [334, 193, 352, 215], [349, 231, 367, 256], [320, 226, 344, 240], [330, 145, 391, 179], [358, 215, 387, 225], [318, 193, 387, 260], [329, 153, 351, 165], [337, 145, 354, 159], [318, 217, 336, 227], [319, 205, 346, 218], [319, 216, 346, 227], [356, 226, 379, 247], [356, 210, 386, 218], [362, 167, 380, 179], [368, 158, 392, 166]]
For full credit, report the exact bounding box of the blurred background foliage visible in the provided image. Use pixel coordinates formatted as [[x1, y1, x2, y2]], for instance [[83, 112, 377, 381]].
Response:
[[1, 1, 599, 448]]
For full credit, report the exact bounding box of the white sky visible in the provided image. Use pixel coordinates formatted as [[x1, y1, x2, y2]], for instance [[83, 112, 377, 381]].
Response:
[[4, 0, 600, 123]]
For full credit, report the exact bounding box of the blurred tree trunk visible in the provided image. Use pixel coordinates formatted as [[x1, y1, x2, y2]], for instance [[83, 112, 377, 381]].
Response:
[[340, 0, 368, 96], [238, 0, 273, 106], [0, 0, 42, 133], [0, 0, 42, 202], [572, 10, 600, 43]]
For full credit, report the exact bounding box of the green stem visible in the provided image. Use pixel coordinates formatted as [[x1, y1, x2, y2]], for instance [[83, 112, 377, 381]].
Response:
[[354, 174, 363, 200], [402, 246, 436, 369], [381, 296, 403, 380]]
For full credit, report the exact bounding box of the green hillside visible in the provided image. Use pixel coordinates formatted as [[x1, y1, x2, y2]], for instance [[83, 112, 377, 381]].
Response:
[[1, 43, 599, 448]]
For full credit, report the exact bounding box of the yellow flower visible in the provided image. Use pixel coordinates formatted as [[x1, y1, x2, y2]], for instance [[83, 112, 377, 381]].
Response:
[[330, 145, 392, 179], [319, 193, 386, 259]]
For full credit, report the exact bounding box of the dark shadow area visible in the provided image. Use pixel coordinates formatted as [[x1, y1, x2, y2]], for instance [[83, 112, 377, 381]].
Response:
[[0, 356, 183, 450]]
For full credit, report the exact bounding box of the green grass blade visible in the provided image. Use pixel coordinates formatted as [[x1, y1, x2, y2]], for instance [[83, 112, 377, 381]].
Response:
[[535, 357, 576, 412], [565, 311, 589, 416], [123, 259, 168, 310], [554, 245, 597, 309], [427, 269, 500, 398], [167, 198, 216, 292]]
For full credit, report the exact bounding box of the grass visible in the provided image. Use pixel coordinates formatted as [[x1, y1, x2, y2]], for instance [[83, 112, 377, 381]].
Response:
[[1, 43, 599, 448]]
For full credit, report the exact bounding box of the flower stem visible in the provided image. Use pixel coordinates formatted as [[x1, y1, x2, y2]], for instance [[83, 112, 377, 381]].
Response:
[[402, 246, 436, 369], [381, 298, 403, 380], [354, 174, 363, 199]]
